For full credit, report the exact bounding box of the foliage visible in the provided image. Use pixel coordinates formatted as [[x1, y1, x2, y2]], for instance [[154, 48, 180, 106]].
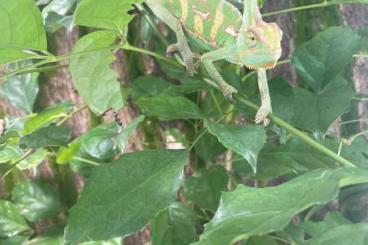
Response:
[[0, 0, 368, 244]]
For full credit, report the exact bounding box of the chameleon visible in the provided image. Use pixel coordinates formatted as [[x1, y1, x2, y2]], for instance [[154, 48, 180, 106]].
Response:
[[144, 0, 283, 124]]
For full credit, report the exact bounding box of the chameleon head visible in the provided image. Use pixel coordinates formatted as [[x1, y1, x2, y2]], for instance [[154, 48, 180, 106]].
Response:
[[237, 22, 283, 70], [237, 0, 283, 69]]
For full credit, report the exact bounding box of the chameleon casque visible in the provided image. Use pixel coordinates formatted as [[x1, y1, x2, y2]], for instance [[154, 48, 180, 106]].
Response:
[[144, 0, 283, 123]]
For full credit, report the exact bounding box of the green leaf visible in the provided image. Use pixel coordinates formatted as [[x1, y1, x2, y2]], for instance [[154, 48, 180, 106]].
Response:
[[194, 133, 226, 162], [23, 102, 73, 134], [0, 145, 22, 164], [0, 201, 30, 237], [319, 137, 368, 170], [247, 236, 278, 245], [27, 236, 63, 245], [136, 95, 204, 120], [20, 125, 71, 148], [80, 123, 122, 160], [26, 226, 64, 245], [69, 30, 124, 115], [74, 0, 140, 32], [302, 211, 351, 238], [150, 203, 196, 245], [291, 77, 354, 134], [0, 235, 29, 245], [17, 148, 48, 170], [132, 76, 177, 100], [193, 168, 368, 245], [44, 12, 73, 34], [184, 165, 228, 212], [293, 26, 361, 92], [236, 138, 338, 180], [339, 184, 368, 222], [0, 0, 47, 64], [42, 0, 76, 18], [114, 115, 145, 151], [12, 181, 60, 222], [80, 237, 121, 245], [132, 76, 209, 100], [304, 223, 368, 245], [79, 117, 144, 161], [1, 72, 39, 113], [56, 140, 81, 164], [207, 123, 266, 173], [64, 150, 188, 244], [268, 77, 295, 121]]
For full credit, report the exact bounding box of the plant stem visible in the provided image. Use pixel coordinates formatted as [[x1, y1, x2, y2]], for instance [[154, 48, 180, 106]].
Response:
[[57, 105, 89, 126], [263, 1, 335, 17], [210, 90, 224, 115], [134, 3, 169, 46], [353, 54, 368, 58], [188, 128, 208, 152], [122, 44, 180, 67], [353, 96, 368, 102], [1, 44, 179, 79], [1, 149, 36, 179], [348, 130, 368, 144], [73, 157, 100, 166], [236, 95, 357, 168], [340, 118, 368, 125]]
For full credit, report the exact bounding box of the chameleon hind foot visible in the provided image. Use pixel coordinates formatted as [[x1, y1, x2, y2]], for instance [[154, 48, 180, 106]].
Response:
[[255, 105, 271, 126]]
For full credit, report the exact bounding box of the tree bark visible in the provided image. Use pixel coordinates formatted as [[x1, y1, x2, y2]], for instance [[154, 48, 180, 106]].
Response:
[[341, 4, 368, 133]]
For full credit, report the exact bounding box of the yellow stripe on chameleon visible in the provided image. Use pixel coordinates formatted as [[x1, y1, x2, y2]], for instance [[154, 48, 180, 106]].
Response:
[[210, 1, 224, 41], [193, 14, 204, 35], [180, 0, 188, 21]]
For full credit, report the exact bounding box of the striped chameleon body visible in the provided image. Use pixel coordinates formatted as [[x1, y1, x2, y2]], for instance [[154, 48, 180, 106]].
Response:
[[158, 0, 243, 49], [145, 0, 283, 124]]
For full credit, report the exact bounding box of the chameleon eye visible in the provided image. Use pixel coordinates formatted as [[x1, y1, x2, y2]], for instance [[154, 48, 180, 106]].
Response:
[[247, 34, 258, 48]]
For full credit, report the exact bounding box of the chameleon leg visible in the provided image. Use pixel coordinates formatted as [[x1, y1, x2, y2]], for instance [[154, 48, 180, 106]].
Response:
[[201, 49, 238, 101], [145, 2, 195, 75], [173, 21, 195, 76], [255, 68, 272, 125]]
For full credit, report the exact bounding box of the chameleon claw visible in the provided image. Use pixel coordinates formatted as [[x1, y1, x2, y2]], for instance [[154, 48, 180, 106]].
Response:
[[255, 105, 271, 125], [166, 44, 179, 55], [221, 85, 238, 102]]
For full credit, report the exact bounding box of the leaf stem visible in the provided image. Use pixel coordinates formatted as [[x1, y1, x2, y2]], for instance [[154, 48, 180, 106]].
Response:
[[263, 1, 335, 17], [210, 90, 224, 115], [353, 54, 368, 58], [72, 157, 100, 166], [1, 149, 36, 179], [340, 118, 368, 125], [57, 105, 89, 126], [236, 95, 357, 168], [121, 44, 180, 67], [134, 3, 169, 46], [347, 130, 368, 144], [1, 44, 179, 79]]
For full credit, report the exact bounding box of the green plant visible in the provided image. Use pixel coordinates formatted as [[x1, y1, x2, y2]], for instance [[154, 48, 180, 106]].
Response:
[[0, 0, 368, 244]]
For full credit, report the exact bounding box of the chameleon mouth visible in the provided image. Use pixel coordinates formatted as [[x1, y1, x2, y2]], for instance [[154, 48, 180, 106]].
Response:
[[245, 62, 277, 70]]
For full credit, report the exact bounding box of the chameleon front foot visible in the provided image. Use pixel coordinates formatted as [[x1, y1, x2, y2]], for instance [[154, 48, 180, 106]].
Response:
[[255, 105, 271, 125], [220, 84, 238, 102], [166, 43, 196, 76]]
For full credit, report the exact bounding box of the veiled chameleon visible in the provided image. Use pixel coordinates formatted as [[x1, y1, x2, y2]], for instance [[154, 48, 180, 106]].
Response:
[[144, 0, 283, 123]]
